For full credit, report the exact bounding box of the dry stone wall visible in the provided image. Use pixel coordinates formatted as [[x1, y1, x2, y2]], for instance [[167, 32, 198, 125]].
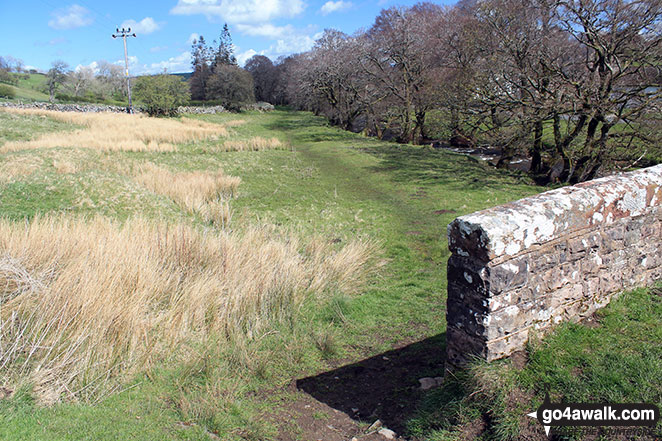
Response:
[[446, 164, 662, 368], [0, 101, 228, 114]]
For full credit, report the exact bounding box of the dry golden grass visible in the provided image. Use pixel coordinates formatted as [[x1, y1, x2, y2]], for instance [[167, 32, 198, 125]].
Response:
[[0, 149, 97, 181], [0, 215, 380, 402], [220, 136, 284, 152], [197, 200, 233, 228], [52, 159, 77, 174], [134, 162, 240, 225], [0, 155, 45, 180], [0, 108, 229, 153]]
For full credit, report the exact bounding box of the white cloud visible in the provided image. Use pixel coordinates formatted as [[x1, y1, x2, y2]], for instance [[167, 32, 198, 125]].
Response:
[[170, 0, 305, 23], [271, 35, 315, 54], [74, 61, 99, 75], [235, 23, 293, 38], [147, 52, 191, 74], [113, 56, 139, 68], [35, 37, 69, 47], [237, 49, 258, 66], [120, 17, 162, 35], [48, 4, 94, 30], [235, 23, 319, 57], [320, 1, 352, 15], [187, 33, 200, 44]]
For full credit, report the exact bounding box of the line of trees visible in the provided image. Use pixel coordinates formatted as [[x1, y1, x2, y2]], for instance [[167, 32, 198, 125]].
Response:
[[0, 54, 132, 104], [245, 0, 662, 183], [189, 24, 255, 110]]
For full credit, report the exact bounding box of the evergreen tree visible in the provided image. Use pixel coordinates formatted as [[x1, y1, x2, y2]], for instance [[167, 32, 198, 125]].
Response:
[[212, 24, 237, 70], [190, 36, 211, 101]]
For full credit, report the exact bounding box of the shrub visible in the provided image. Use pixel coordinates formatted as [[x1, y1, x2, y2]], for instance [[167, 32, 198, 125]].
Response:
[[133, 74, 190, 117], [0, 84, 15, 99], [0, 70, 18, 86]]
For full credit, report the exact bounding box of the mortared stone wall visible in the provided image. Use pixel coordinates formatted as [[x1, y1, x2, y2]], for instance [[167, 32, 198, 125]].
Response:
[[446, 164, 662, 368]]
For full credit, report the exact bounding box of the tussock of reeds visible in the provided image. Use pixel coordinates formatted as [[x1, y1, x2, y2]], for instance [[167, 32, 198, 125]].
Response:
[[221, 136, 284, 152], [0, 216, 380, 402], [0, 108, 229, 153], [134, 162, 240, 226]]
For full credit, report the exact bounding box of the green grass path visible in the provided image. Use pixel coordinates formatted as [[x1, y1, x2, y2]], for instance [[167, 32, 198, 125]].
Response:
[[1, 110, 658, 441]]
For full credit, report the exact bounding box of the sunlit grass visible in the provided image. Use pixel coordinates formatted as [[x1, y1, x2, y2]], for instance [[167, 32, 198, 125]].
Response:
[[0, 108, 232, 152], [0, 215, 381, 404]]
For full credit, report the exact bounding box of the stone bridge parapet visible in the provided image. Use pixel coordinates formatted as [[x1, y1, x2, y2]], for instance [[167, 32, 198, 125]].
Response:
[[446, 164, 662, 367]]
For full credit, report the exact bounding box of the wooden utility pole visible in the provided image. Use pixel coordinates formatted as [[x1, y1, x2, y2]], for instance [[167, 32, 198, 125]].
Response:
[[112, 27, 136, 113]]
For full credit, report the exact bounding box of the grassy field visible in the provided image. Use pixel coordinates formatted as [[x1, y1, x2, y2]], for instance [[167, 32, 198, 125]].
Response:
[[0, 108, 659, 440], [1, 73, 50, 101]]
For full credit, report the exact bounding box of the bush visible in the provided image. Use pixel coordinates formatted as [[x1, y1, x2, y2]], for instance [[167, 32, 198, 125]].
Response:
[[0, 70, 18, 86], [0, 84, 15, 99], [133, 74, 190, 117]]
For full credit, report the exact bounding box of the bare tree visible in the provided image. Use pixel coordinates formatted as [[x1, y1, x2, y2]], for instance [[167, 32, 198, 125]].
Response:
[[269, 0, 661, 181], [67, 66, 95, 97], [46, 60, 69, 102], [464, 0, 662, 181], [361, 4, 444, 143], [96, 61, 126, 100], [553, 0, 662, 181], [245, 55, 277, 103]]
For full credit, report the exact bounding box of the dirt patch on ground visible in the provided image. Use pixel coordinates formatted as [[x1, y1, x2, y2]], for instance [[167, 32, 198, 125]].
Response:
[[272, 383, 405, 441], [271, 334, 446, 440], [580, 312, 602, 329], [510, 350, 529, 370], [457, 416, 486, 441]]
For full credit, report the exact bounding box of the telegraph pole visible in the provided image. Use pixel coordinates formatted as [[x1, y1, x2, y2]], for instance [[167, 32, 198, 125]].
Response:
[[112, 28, 136, 113]]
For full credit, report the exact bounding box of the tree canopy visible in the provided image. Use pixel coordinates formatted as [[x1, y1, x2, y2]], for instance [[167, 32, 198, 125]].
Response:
[[265, 0, 662, 183]]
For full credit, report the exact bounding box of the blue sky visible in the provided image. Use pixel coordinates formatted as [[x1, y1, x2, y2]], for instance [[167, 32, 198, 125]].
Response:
[[0, 0, 449, 75]]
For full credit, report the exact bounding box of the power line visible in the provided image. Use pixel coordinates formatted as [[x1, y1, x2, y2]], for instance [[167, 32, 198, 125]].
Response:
[[112, 27, 136, 113]]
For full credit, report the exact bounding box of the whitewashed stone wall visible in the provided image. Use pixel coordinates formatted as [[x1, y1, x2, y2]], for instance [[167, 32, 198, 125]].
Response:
[[446, 164, 662, 368]]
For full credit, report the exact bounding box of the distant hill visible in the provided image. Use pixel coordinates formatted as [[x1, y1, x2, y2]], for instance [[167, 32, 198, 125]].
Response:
[[133, 72, 192, 80], [171, 72, 193, 80], [1, 71, 193, 104], [2, 73, 49, 101]]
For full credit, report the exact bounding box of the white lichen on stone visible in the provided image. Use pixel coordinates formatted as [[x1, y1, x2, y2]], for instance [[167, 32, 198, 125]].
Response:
[[448, 164, 662, 260]]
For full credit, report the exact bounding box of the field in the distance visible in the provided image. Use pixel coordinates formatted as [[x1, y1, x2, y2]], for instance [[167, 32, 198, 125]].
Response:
[[1, 73, 49, 101], [0, 108, 659, 440]]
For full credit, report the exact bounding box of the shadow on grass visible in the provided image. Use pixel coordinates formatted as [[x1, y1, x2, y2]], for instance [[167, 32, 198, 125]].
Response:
[[296, 333, 446, 435], [264, 111, 363, 144], [265, 111, 533, 192], [359, 145, 532, 191]]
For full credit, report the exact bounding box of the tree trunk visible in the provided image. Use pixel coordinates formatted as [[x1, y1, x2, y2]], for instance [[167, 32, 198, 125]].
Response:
[[412, 110, 426, 145], [569, 155, 601, 183], [530, 119, 544, 174]]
